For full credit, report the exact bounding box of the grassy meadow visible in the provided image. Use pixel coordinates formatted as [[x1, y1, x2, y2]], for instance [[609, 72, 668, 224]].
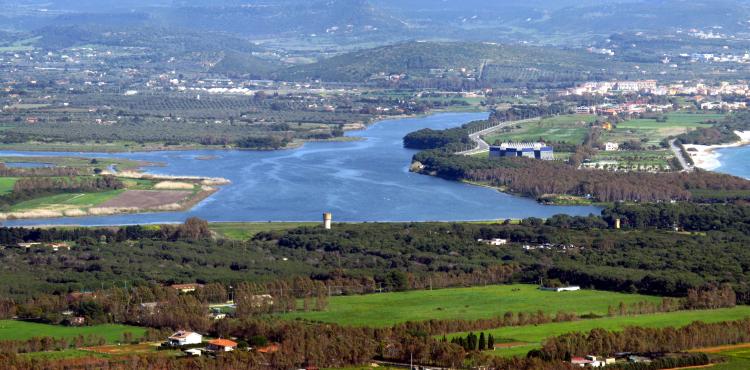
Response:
[[447, 306, 750, 357], [484, 114, 597, 144], [0, 177, 17, 195], [0, 320, 147, 344], [278, 284, 661, 327]]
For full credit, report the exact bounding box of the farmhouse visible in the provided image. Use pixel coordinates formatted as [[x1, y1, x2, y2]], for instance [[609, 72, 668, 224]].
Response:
[[168, 331, 203, 346], [207, 338, 238, 352]]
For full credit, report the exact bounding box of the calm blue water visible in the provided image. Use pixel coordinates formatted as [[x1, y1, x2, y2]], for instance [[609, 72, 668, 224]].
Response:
[[5, 162, 54, 168], [0, 112, 600, 226], [715, 146, 750, 179]]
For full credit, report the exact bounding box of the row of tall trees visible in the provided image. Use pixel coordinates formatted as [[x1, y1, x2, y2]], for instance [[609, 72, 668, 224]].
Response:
[[541, 319, 750, 359]]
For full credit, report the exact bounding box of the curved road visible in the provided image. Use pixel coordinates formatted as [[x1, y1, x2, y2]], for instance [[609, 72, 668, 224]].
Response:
[[457, 118, 535, 156]]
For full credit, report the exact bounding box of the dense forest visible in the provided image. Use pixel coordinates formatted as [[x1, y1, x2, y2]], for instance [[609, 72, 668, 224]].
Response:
[[2, 203, 750, 302], [413, 150, 750, 202]]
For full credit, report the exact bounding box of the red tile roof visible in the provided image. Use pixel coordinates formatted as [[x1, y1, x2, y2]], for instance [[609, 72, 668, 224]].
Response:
[[208, 339, 237, 348]]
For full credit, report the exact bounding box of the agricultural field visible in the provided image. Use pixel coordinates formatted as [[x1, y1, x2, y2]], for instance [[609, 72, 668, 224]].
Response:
[[446, 306, 750, 357], [209, 222, 318, 240], [602, 112, 722, 146], [9, 190, 126, 212], [483, 114, 597, 145], [0, 155, 223, 219], [277, 284, 661, 327], [0, 320, 147, 343], [698, 344, 750, 369]]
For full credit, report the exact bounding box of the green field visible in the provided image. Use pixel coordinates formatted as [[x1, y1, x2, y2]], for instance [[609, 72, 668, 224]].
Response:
[[603, 112, 723, 146], [711, 347, 750, 369], [10, 189, 125, 212], [484, 115, 596, 144], [447, 306, 750, 357], [209, 222, 318, 240], [0, 177, 17, 195], [277, 284, 661, 327], [0, 320, 147, 343]]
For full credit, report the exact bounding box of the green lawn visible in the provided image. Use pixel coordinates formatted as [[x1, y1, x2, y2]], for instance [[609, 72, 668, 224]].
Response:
[[209, 222, 317, 240], [0, 177, 17, 195], [277, 284, 661, 327], [484, 115, 596, 145], [449, 306, 750, 357], [604, 112, 723, 146], [0, 320, 147, 343], [10, 190, 125, 212]]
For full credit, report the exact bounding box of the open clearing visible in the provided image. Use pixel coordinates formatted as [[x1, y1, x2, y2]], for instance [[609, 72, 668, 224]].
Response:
[[277, 284, 661, 327], [0, 320, 147, 343], [0, 177, 17, 195], [447, 306, 750, 357], [210, 222, 318, 240], [97, 190, 192, 209]]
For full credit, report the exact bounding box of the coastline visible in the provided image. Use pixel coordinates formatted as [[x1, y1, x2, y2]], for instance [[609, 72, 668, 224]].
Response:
[[682, 131, 750, 171]]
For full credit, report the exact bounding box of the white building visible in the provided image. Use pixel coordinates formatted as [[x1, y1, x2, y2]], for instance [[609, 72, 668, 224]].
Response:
[[478, 238, 508, 246], [540, 286, 581, 292], [604, 142, 620, 151], [168, 331, 203, 346]]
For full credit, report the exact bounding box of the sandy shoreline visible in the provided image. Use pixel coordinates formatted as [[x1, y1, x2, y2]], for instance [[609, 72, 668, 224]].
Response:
[[682, 131, 750, 171]]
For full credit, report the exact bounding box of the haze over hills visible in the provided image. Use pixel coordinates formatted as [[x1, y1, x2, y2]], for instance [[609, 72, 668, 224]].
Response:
[[3, 0, 750, 45]]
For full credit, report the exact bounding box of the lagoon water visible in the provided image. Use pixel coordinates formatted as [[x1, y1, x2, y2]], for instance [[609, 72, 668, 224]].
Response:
[[715, 145, 750, 179], [1, 112, 601, 226]]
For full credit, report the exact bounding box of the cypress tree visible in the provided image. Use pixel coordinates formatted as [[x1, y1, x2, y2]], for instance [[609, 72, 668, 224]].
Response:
[[478, 332, 486, 350], [488, 334, 495, 350]]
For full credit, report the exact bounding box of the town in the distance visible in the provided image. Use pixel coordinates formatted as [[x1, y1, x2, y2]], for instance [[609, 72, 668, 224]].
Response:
[[2, 1, 750, 370]]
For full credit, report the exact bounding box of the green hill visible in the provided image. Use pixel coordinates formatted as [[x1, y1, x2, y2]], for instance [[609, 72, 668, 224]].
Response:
[[274, 41, 617, 83]]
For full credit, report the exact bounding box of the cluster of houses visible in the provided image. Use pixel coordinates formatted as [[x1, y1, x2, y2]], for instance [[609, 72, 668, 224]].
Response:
[[166, 331, 242, 357], [522, 243, 578, 252], [571, 355, 616, 367], [566, 80, 750, 97], [16, 242, 71, 252], [575, 103, 674, 116], [166, 331, 283, 358], [571, 353, 655, 367]]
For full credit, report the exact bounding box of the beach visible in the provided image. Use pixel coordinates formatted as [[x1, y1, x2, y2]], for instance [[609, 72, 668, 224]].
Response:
[[682, 131, 750, 171]]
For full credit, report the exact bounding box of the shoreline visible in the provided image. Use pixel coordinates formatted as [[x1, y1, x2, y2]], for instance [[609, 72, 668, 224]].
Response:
[[682, 131, 750, 171]]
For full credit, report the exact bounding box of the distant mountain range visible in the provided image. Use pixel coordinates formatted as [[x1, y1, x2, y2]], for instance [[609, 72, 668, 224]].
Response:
[[3, 0, 750, 45]]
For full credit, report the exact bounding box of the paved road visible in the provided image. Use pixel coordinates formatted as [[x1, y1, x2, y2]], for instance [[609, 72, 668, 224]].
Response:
[[456, 118, 535, 156], [669, 139, 694, 172]]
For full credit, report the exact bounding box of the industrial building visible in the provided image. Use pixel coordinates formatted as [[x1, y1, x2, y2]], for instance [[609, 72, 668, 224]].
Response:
[[489, 143, 554, 160]]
